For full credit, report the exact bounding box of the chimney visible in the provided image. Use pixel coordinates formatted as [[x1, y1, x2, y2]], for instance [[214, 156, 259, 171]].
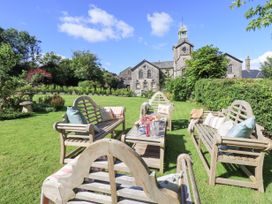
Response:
[[245, 56, 250, 71]]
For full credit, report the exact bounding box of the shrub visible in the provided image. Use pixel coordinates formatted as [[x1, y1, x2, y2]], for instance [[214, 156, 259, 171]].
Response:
[[50, 94, 65, 110], [36, 94, 65, 112], [194, 79, 272, 132], [0, 109, 31, 120], [165, 77, 194, 101]]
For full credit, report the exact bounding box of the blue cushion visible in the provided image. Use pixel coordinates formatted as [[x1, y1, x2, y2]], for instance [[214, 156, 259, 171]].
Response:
[[227, 117, 256, 138], [66, 107, 88, 124]]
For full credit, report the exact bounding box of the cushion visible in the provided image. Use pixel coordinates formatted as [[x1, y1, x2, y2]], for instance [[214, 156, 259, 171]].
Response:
[[204, 113, 225, 130], [157, 104, 172, 115], [217, 120, 234, 137], [100, 108, 114, 121], [227, 117, 256, 138], [66, 107, 87, 124], [157, 173, 181, 193]]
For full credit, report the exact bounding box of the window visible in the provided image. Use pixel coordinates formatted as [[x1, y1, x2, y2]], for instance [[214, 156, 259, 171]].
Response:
[[143, 80, 148, 89], [139, 70, 143, 79], [147, 69, 151, 79], [228, 64, 233, 74], [151, 80, 156, 89], [136, 80, 140, 89]]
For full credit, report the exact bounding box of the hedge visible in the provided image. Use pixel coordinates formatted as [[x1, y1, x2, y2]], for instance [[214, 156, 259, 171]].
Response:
[[194, 79, 272, 133]]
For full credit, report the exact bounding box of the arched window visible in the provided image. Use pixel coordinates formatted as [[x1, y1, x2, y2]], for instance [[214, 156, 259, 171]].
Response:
[[143, 80, 148, 89], [139, 70, 143, 79], [147, 69, 151, 79], [228, 64, 233, 74], [136, 80, 140, 89]]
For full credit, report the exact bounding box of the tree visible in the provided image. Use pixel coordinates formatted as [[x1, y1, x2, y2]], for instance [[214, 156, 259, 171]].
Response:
[[166, 45, 228, 101], [0, 43, 20, 109], [231, 0, 272, 31], [102, 71, 120, 90], [185, 45, 228, 79], [0, 28, 41, 66], [58, 59, 79, 86], [261, 56, 272, 78], [71, 51, 103, 83]]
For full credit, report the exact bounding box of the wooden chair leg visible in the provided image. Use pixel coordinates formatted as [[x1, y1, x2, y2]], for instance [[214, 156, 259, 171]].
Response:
[[122, 120, 126, 132], [256, 157, 265, 192], [209, 148, 218, 185], [60, 135, 66, 164]]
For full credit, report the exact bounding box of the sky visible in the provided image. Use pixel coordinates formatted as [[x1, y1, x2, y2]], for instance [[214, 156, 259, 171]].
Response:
[[0, 0, 271, 74]]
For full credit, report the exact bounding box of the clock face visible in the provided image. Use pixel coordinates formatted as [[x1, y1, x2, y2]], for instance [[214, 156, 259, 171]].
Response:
[[182, 46, 187, 53]]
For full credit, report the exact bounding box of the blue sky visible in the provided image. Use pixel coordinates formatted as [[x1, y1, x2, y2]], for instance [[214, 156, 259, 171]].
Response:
[[0, 0, 271, 73]]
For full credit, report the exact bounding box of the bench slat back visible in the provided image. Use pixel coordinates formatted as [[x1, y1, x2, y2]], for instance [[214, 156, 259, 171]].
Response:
[[66, 139, 180, 204], [73, 95, 102, 124], [226, 100, 260, 139], [149, 91, 170, 113]]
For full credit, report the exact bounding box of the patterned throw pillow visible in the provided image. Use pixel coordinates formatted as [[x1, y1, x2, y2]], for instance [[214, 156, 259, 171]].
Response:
[[66, 107, 88, 124], [100, 108, 114, 121]]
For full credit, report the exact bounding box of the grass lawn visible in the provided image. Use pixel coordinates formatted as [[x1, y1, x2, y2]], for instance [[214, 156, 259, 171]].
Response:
[[1, 95, 272, 204]]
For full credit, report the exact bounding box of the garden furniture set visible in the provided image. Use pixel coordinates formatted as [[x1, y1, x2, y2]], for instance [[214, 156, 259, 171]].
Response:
[[41, 93, 272, 204]]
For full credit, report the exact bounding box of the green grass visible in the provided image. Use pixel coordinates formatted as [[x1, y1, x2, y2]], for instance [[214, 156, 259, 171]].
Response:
[[1, 95, 272, 203]]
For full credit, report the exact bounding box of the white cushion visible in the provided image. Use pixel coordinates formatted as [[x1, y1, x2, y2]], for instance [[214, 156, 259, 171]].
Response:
[[203, 113, 213, 126], [217, 120, 235, 137], [204, 113, 225, 130], [157, 104, 172, 115]]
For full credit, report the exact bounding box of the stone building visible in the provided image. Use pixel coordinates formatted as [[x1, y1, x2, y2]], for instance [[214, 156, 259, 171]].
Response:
[[119, 25, 243, 93], [242, 56, 263, 78]]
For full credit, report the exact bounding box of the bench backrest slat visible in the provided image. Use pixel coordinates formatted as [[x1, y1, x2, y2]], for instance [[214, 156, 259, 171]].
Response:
[[73, 95, 102, 124]]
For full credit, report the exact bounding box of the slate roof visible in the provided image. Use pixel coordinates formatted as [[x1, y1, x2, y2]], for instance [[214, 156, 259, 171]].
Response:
[[152, 61, 173, 69], [119, 67, 132, 75], [174, 39, 194, 49], [224, 53, 243, 63], [242, 70, 264, 78], [131, 59, 160, 71]]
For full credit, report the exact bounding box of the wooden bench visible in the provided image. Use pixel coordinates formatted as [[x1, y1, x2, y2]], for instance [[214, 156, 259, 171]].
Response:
[[191, 100, 272, 192], [54, 96, 125, 164], [41, 139, 201, 204]]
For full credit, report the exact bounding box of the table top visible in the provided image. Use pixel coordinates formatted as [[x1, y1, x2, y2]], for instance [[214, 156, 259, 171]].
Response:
[[125, 121, 166, 142]]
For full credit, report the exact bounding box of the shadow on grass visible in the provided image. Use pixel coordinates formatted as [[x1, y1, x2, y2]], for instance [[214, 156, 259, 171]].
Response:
[[171, 119, 189, 131]]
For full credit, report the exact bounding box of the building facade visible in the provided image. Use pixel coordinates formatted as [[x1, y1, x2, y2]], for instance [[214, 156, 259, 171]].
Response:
[[119, 25, 243, 93]]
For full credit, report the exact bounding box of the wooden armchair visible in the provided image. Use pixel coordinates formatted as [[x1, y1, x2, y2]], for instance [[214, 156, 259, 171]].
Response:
[[140, 91, 173, 130], [54, 96, 125, 164], [191, 100, 272, 192], [41, 139, 201, 204]]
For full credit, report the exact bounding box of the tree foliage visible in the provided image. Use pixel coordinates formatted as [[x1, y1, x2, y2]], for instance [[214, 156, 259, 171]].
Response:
[[231, 0, 272, 31], [261, 56, 272, 78], [71, 51, 103, 83], [0, 27, 41, 65], [166, 45, 228, 101], [0, 43, 21, 110], [185, 45, 228, 79]]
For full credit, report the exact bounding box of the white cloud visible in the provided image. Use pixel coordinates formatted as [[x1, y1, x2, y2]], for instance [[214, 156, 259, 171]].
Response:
[[147, 12, 173, 37], [244, 51, 272, 70], [59, 5, 134, 43]]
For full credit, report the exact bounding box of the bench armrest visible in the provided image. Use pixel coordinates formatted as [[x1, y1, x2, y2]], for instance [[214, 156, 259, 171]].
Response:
[[176, 154, 201, 204], [54, 122, 95, 141], [215, 134, 272, 151]]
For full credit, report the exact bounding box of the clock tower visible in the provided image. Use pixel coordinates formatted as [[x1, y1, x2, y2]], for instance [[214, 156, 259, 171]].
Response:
[[173, 25, 194, 77]]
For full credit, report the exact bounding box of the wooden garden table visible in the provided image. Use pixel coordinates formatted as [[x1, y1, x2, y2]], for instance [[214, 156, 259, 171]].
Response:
[[121, 121, 166, 173]]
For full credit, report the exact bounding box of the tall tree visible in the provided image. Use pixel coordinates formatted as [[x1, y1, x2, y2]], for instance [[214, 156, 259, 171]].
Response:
[[261, 56, 272, 78], [0, 28, 41, 66], [231, 0, 272, 31], [0, 43, 20, 109], [71, 51, 103, 83], [185, 45, 228, 79]]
